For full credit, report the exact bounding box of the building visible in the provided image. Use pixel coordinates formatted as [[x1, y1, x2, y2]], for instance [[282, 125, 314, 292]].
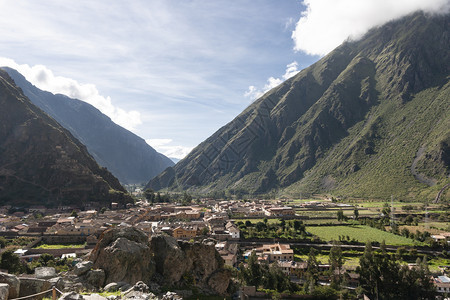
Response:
[[266, 207, 296, 217], [251, 243, 294, 262], [225, 222, 240, 239], [435, 275, 450, 295], [172, 225, 198, 239]]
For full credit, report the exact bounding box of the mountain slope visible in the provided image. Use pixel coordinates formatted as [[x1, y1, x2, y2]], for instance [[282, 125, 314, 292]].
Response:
[[1, 68, 174, 184], [148, 11, 449, 201], [0, 69, 131, 207]]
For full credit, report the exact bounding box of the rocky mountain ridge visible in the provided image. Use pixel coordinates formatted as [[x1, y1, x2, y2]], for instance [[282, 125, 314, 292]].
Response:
[[148, 11, 450, 201], [2, 67, 174, 184], [0, 69, 131, 207]]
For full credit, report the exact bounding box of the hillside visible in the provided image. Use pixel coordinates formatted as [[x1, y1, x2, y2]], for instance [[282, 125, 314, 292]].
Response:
[[148, 11, 449, 201], [2, 67, 174, 184], [0, 69, 131, 207]]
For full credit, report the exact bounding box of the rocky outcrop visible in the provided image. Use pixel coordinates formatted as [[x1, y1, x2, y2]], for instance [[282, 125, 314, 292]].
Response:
[[90, 227, 231, 295], [90, 227, 154, 285], [150, 234, 231, 294]]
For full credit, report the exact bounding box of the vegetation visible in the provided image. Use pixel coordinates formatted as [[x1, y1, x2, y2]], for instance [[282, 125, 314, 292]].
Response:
[[0, 250, 74, 274], [239, 252, 297, 293], [236, 219, 307, 239], [149, 12, 449, 203], [306, 225, 419, 245], [357, 242, 436, 299]]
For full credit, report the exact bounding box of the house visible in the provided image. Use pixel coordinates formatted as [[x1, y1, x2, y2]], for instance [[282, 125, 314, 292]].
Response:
[[225, 222, 240, 239], [435, 275, 450, 295], [172, 225, 198, 239], [266, 207, 296, 217], [253, 243, 294, 262], [215, 241, 238, 267]]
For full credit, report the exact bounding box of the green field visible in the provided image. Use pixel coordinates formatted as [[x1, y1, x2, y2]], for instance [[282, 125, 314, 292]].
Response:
[[34, 243, 86, 249], [306, 225, 420, 246]]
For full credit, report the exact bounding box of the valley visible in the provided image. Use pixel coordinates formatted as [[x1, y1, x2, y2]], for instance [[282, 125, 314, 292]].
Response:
[[0, 7, 448, 300]]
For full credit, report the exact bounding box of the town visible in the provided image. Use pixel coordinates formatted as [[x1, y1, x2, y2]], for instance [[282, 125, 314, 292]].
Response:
[[0, 191, 449, 299]]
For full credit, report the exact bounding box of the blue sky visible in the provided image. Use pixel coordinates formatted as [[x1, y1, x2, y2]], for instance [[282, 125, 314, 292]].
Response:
[[0, 0, 448, 159]]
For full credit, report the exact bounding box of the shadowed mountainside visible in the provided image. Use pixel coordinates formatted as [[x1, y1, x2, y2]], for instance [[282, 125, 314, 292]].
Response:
[[2, 67, 174, 184], [0, 69, 131, 207]]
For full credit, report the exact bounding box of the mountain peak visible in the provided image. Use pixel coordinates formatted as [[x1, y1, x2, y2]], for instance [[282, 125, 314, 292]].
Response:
[[147, 11, 450, 201]]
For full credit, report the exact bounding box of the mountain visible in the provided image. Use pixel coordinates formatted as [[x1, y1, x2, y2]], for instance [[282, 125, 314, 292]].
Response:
[[1, 68, 174, 184], [148, 11, 450, 201], [0, 69, 131, 207]]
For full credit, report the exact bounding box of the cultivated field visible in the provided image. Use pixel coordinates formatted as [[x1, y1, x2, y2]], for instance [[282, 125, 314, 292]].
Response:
[[306, 225, 420, 245]]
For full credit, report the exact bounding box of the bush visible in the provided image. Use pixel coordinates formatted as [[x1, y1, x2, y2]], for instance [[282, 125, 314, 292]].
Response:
[[0, 250, 26, 274]]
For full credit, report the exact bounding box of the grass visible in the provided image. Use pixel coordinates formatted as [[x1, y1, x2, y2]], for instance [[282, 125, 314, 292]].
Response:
[[419, 222, 450, 231], [306, 225, 420, 246], [34, 243, 86, 249], [295, 253, 361, 269]]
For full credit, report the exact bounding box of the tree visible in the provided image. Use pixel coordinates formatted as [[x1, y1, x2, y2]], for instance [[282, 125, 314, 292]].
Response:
[[38, 253, 55, 267], [0, 237, 7, 248], [357, 242, 436, 299], [305, 248, 319, 291], [182, 191, 192, 205], [329, 242, 344, 287], [144, 189, 155, 204], [353, 207, 359, 220], [293, 220, 303, 231], [155, 192, 162, 203], [255, 221, 266, 232], [337, 209, 345, 222], [241, 251, 263, 287], [357, 242, 380, 299], [0, 250, 24, 274], [279, 219, 286, 230], [70, 210, 78, 218]]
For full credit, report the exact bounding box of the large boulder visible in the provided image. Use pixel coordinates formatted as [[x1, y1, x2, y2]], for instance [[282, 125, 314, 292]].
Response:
[[59, 292, 84, 300], [0, 272, 19, 298], [18, 278, 51, 300], [74, 261, 93, 276], [35, 267, 57, 279], [207, 269, 232, 295], [150, 234, 188, 284], [150, 235, 231, 294], [84, 269, 105, 288], [90, 227, 154, 285], [0, 283, 9, 300]]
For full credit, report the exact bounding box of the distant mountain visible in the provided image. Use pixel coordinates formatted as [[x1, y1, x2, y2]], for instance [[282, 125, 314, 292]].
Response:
[[148, 12, 450, 201], [2, 67, 174, 184], [0, 69, 131, 207], [170, 158, 181, 164]]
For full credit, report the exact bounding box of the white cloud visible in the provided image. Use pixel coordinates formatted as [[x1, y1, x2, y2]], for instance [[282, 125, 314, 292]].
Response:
[[0, 57, 142, 131], [146, 139, 193, 160], [292, 0, 450, 56], [245, 61, 300, 100]]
